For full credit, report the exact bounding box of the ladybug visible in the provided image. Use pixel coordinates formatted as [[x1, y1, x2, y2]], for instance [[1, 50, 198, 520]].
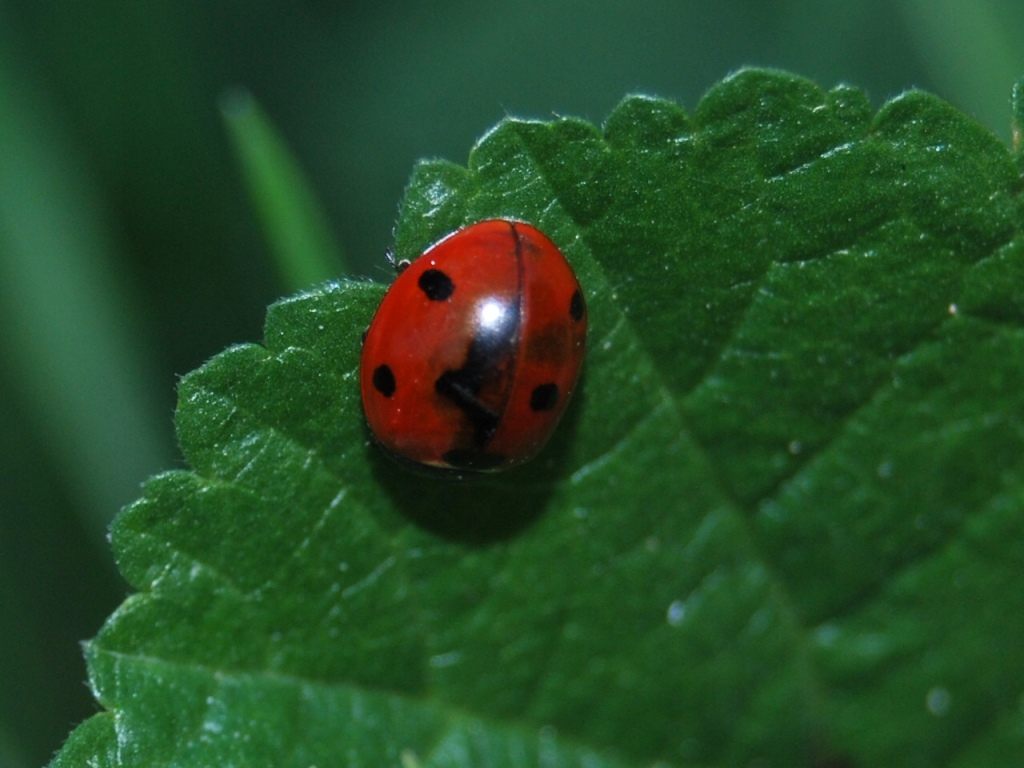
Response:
[[360, 219, 587, 472]]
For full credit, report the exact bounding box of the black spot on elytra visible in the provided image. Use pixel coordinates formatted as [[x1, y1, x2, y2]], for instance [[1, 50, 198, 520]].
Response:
[[530, 383, 559, 412], [570, 288, 585, 322], [418, 269, 455, 301], [372, 365, 396, 397]]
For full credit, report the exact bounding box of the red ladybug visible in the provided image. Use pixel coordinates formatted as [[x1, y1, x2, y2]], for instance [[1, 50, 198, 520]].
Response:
[[360, 219, 587, 472]]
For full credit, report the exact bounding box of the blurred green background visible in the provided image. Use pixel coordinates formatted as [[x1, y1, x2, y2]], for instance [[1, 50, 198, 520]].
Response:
[[0, 1, 1021, 765]]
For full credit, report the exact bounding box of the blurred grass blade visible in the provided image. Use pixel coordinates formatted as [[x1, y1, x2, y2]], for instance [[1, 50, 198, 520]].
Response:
[[0, 725, 29, 768], [0, 43, 173, 546], [221, 88, 345, 288]]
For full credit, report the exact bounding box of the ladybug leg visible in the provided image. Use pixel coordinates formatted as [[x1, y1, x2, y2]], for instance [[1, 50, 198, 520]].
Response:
[[434, 369, 501, 446], [433, 312, 518, 448]]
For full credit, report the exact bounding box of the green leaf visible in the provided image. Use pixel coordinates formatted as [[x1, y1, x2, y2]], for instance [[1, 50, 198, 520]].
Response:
[[53, 69, 1024, 767], [221, 88, 345, 288], [0, 37, 172, 545]]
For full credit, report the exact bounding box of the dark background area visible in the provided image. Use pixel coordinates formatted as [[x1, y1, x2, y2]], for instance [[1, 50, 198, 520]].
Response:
[[1, 2, 1021, 764]]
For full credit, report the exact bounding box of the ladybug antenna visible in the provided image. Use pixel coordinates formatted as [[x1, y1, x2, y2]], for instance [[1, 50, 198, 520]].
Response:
[[385, 247, 411, 274]]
